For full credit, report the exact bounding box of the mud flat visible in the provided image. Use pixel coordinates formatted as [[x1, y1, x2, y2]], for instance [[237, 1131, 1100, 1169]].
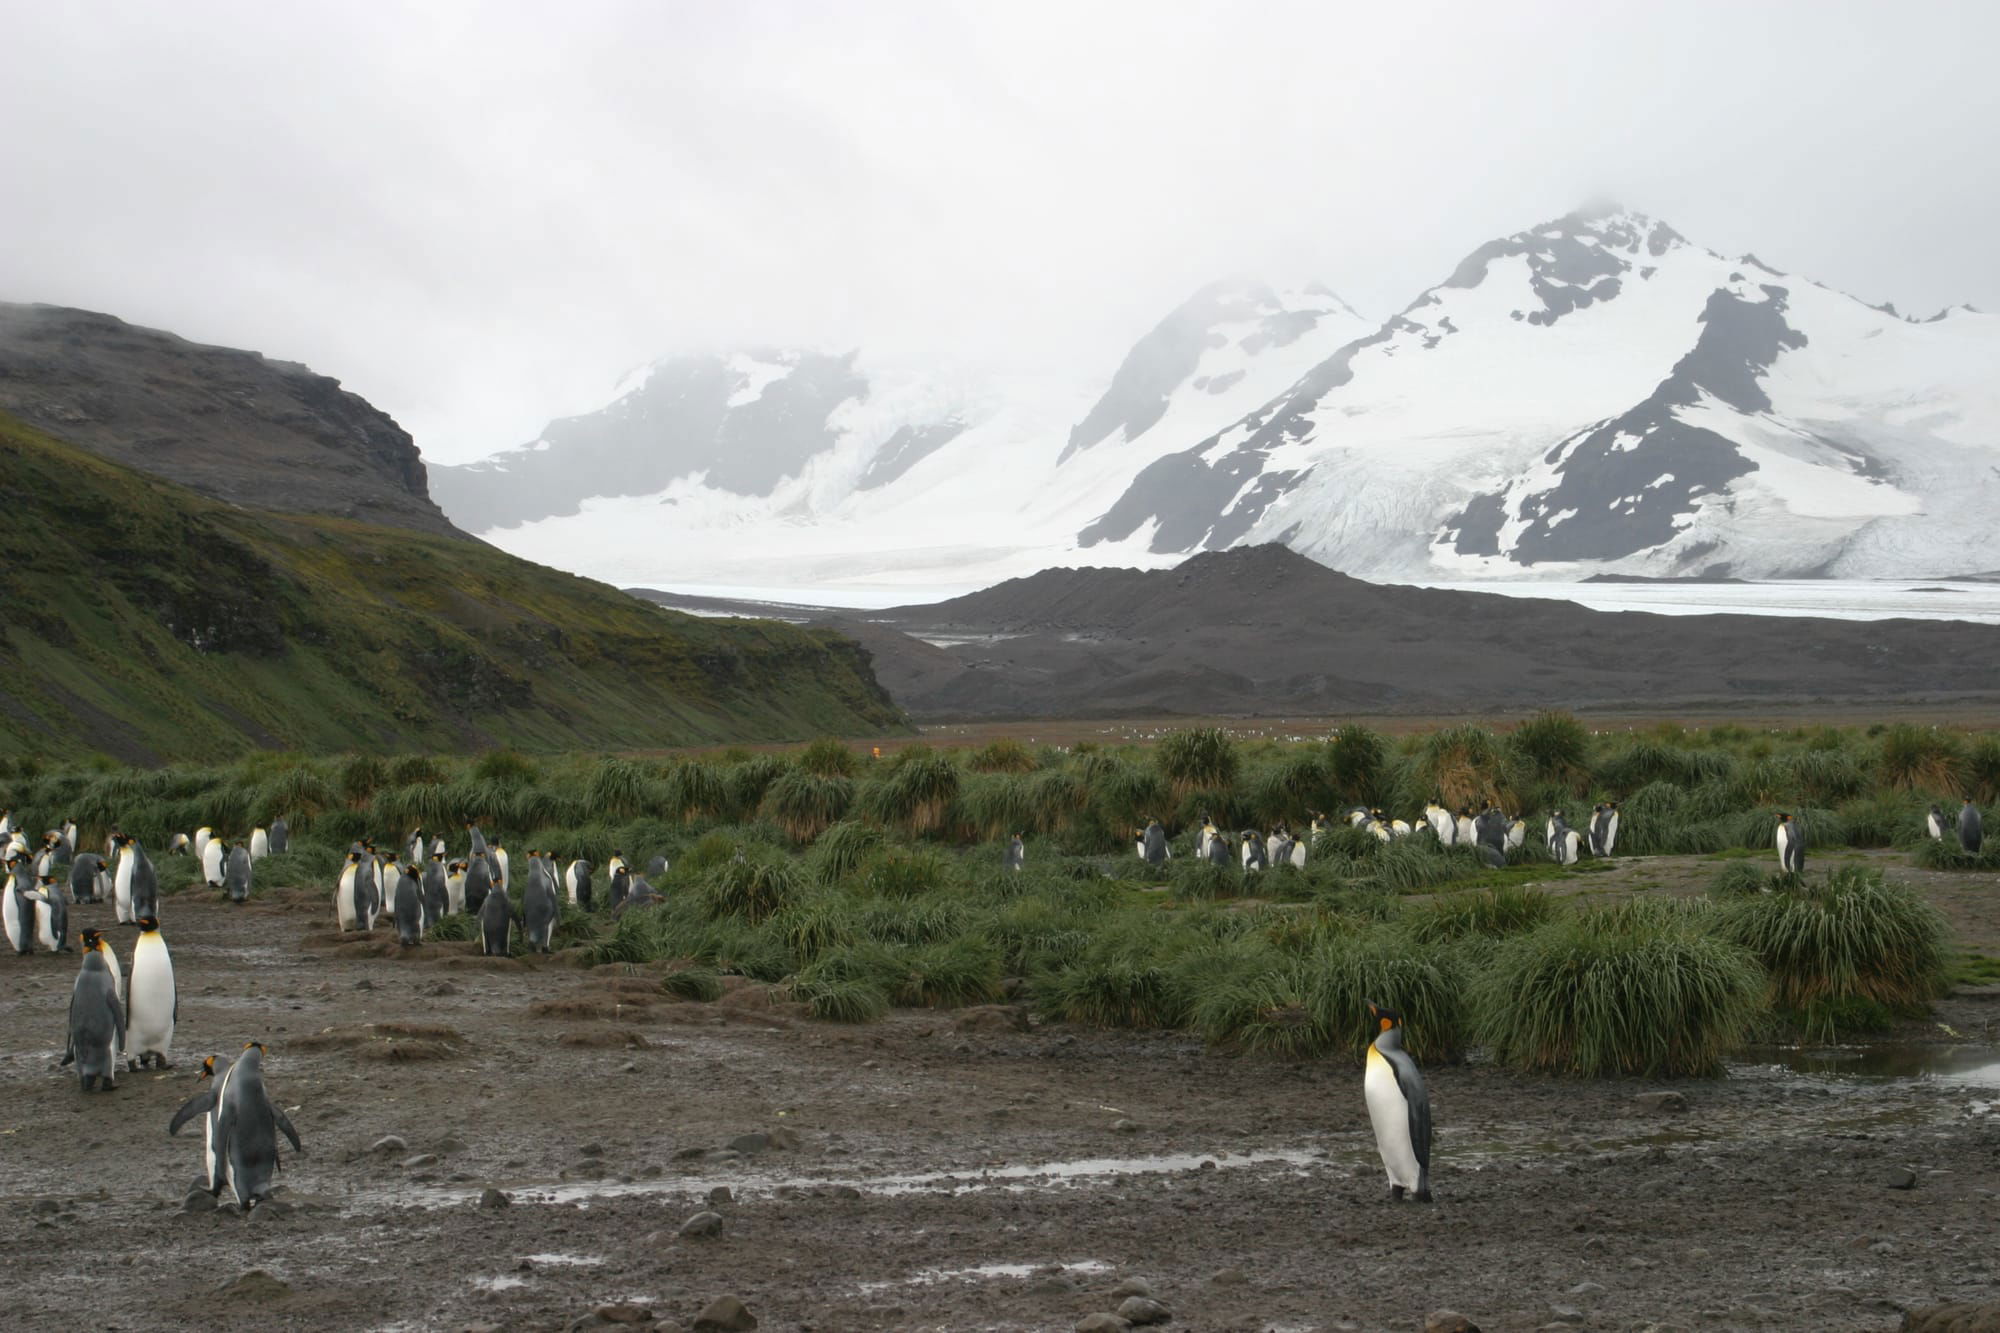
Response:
[[0, 883, 1995, 1331]]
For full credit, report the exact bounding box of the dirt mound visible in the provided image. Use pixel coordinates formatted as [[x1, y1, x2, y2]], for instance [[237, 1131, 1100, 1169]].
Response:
[[291, 1021, 465, 1061]]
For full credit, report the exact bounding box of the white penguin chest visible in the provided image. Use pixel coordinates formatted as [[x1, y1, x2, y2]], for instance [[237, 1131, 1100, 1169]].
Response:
[[1365, 1046, 1421, 1188], [129, 940, 176, 1043]]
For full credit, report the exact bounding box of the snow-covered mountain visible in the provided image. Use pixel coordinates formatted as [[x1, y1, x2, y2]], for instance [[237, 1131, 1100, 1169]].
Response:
[[431, 207, 2000, 594], [427, 280, 1374, 593], [1083, 207, 2000, 581]]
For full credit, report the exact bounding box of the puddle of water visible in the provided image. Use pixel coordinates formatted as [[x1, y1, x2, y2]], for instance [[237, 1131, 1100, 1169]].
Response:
[[470, 1276, 529, 1292], [1748, 1044, 2000, 1087], [860, 1259, 1111, 1294], [524, 1253, 602, 1267]]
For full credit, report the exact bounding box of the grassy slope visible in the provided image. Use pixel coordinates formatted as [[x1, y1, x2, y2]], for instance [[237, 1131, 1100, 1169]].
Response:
[[0, 412, 904, 762]]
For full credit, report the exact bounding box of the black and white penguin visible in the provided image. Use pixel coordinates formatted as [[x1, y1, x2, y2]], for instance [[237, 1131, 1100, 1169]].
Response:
[[1271, 830, 1296, 868], [522, 867, 558, 954], [617, 876, 661, 913], [644, 854, 669, 878], [168, 1053, 235, 1195], [31, 873, 70, 952], [1004, 834, 1025, 873], [392, 865, 424, 946], [268, 817, 289, 855], [1505, 818, 1527, 853], [63, 933, 124, 1092], [1240, 830, 1267, 874], [464, 820, 488, 860], [1206, 833, 1232, 867], [1139, 820, 1170, 869], [224, 844, 253, 904], [1547, 812, 1582, 865], [1364, 1001, 1432, 1203], [213, 1043, 302, 1211], [1586, 804, 1609, 856], [478, 879, 513, 957], [608, 865, 631, 910], [126, 917, 176, 1070], [564, 858, 592, 910], [464, 855, 493, 917], [444, 860, 468, 916], [1, 862, 33, 954], [429, 834, 447, 859], [335, 851, 370, 932], [1453, 808, 1476, 847], [491, 843, 512, 894], [1961, 800, 1985, 854], [1927, 804, 1949, 841], [248, 827, 270, 861], [192, 828, 214, 863], [1196, 815, 1218, 862], [201, 835, 228, 890], [84, 926, 125, 1011], [1775, 812, 1805, 874], [422, 853, 449, 926], [167, 833, 192, 858], [404, 827, 426, 867], [1474, 806, 1506, 853]]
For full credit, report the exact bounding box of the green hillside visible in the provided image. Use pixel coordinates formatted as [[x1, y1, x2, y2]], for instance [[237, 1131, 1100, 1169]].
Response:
[[0, 411, 905, 762]]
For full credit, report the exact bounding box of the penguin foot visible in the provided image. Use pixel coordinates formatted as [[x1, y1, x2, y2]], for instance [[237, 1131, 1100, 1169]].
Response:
[[1415, 1188, 1434, 1203], [1389, 1185, 1405, 1201]]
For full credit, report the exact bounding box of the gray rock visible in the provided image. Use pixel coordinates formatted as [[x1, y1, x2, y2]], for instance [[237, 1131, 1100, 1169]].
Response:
[[679, 1210, 725, 1239], [370, 1135, 409, 1156], [1110, 1277, 1155, 1298], [707, 1186, 733, 1205], [1117, 1297, 1170, 1326], [1632, 1091, 1687, 1113], [217, 1269, 292, 1301], [400, 1154, 440, 1169], [592, 1305, 654, 1326], [1075, 1317, 1130, 1333], [179, 1190, 218, 1214], [767, 1126, 801, 1150], [1111, 1118, 1141, 1133], [580, 1143, 605, 1157], [829, 1185, 862, 1200], [1885, 1167, 1918, 1189], [692, 1295, 757, 1331], [28, 1199, 59, 1216], [728, 1132, 770, 1154], [1568, 1281, 1606, 1296], [478, 1187, 511, 1209], [1425, 1314, 1482, 1333]]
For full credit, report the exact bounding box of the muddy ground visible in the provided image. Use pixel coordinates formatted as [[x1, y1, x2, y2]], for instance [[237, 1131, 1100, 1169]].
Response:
[[1, 857, 1996, 1333]]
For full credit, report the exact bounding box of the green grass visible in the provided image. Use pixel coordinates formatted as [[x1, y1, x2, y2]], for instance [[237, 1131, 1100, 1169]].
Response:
[[1950, 952, 2000, 987]]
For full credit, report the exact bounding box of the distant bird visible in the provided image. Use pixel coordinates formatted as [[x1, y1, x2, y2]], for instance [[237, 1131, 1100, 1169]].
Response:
[[1592, 802, 1621, 856], [1004, 834, 1025, 873], [1240, 830, 1267, 874], [1140, 820, 1170, 869], [1454, 808, 1476, 847], [1775, 812, 1805, 874], [1927, 804, 1948, 841], [1547, 812, 1581, 866], [1205, 833, 1232, 867], [1961, 800, 1985, 854], [1364, 1001, 1432, 1203]]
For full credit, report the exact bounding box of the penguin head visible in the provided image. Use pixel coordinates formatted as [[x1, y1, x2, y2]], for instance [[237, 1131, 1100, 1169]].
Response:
[[80, 927, 103, 951], [137, 916, 161, 934], [1777, 812, 1792, 823], [431, 852, 445, 863], [1365, 1000, 1404, 1033], [198, 1055, 220, 1080]]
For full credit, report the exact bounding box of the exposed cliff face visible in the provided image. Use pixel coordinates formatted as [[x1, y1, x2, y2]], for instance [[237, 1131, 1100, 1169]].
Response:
[[0, 302, 457, 536]]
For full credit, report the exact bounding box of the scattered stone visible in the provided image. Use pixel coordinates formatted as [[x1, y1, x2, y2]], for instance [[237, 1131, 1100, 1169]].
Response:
[[353, 978, 375, 991], [1210, 1268, 1247, 1286], [580, 1143, 605, 1157], [180, 1190, 218, 1214], [29, 1199, 59, 1216], [955, 1004, 1030, 1033], [1117, 1297, 1170, 1326], [692, 1295, 757, 1331], [1110, 1277, 1155, 1298], [829, 1185, 862, 1200], [1111, 1119, 1141, 1133], [729, 1132, 770, 1155], [217, 1269, 292, 1301], [593, 1305, 653, 1325], [421, 981, 460, 997], [1568, 1281, 1606, 1296], [1424, 1314, 1481, 1333], [1885, 1168, 1918, 1190], [401, 1154, 440, 1170], [766, 1126, 801, 1150], [679, 1210, 725, 1239], [1903, 1303, 2000, 1333], [673, 1145, 710, 1161], [1075, 1317, 1130, 1333], [619, 1061, 639, 1074], [1632, 1091, 1687, 1113], [478, 1188, 511, 1209], [370, 1135, 409, 1156]]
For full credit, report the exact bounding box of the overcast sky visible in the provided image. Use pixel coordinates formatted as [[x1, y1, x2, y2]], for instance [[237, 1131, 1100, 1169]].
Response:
[[3, 1, 1995, 464]]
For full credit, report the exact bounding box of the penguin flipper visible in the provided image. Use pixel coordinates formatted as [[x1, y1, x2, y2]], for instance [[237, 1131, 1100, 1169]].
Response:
[[269, 1100, 303, 1154], [168, 1086, 217, 1136], [1386, 1048, 1432, 1171]]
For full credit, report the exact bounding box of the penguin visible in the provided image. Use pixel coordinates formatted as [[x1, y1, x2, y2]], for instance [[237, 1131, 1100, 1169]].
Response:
[[1775, 812, 1805, 874], [1505, 818, 1527, 853], [268, 817, 289, 855], [430, 835, 447, 859], [615, 877, 661, 914], [1425, 802, 1454, 845], [167, 833, 192, 858], [392, 866, 424, 947], [1475, 806, 1506, 853], [201, 836, 228, 889], [491, 843, 511, 893], [168, 1053, 235, 1195], [213, 1043, 303, 1211], [1960, 799, 1985, 854], [422, 853, 449, 927], [335, 851, 369, 932], [1454, 808, 1476, 847], [1476, 841, 1506, 869], [1206, 833, 1232, 867], [1599, 801, 1620, 856], [464, 855, 493, 916], [63, 934, 124, 1092], [126, 917, 176, 1070], [248, 827, 269, 861], [32, 873, 70, 952], [1347, 806, 1372, 830], [404, 827, 426, 867], [605, 850, 628, 880], [69, 852, 105, 905], [1004, 834, 1025, 873], [464, 820, 488, 860], [1140, 820, 1170, 870], [1366, 811, 1392, 844], [86, 926, 125, 1011], [1927, 804, 1948, 841], [378, 857, 402, 922], [478, 879, 513, 957], [564, 858, 592, 910], [192, 828, 213, 862], [3, 865, 36, 954], [1240, 830, 1267, 874], [1545, 812, 1566, 858], [522, 866, 558, 954], [1388, 818, 1412, 840], [608, 865, 631, 910], [112, 836, 157, 924], [1364, 1001, 1432, 1203], [1196, 815, 1217, 861], [1266, 827, 1286, 865], [444, 860, 468, 916], [1308, 811, 1330, 839], [0, 808, 11, 836], [644, 854, 669, 878], [1551, 820, 1581, 867], [1271, 830, 1296, 868], [224, 844, 253, 904], [59, 819, 77, 861], [1289, 835, 1308, 868]]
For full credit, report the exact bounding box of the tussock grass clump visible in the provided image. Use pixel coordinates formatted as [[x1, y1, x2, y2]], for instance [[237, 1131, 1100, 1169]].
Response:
[[968, 738, 1038, 773], [853, 846, 955, 900], [1509, 711, 1592, 792], [338, 754, 389, 807], [1706, 861, 1772, 898], [955, 775, 1038, 841], [1720, 866, 1950, 1039], [724, 755, 787, 818], [1403, 884, 1559, 948], [798, 737, 859, 778], [1913, 840, 2000, 871], [662, 761, 726, 821], [1478, 901, 1763, 1077], [1876, 725, 1969, 794], [790, 944, 901, 1022], [1325, 726, 1389, 807], [661, 967, 725, 1002], [586, 758, 659, 820], [1169, 860, 1241, 901], [389, 754, 450, 787], [1595, 741, 1732, 796], [807, 820, 883, 884], [697, 849, 805, 924], [861, 746, 961, 835], [762, 768, 854, 843], [1155, 728, 1239, 800], [1411, 724, 1516, 813], [896, 936, 1004, 1007], [427, 912, 479, 942], [260, 765, 337, 820], [474, 750, 539, 786]]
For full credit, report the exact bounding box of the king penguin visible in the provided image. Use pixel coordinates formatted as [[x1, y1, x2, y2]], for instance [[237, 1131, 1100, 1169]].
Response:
[[224, 844, 253, 904], [335, 851, 369, 932], [392, 864, 424, 946], [464, 854, 493, 917], [1140, 820, 1170, 869], [213, 1043, 303, 1211], [479, 877, 514, 957], [2, 865, 34, 954], [522, 862, 558, 954], [169, 1053, 235, 1196], [1775, 812, 1806, 874], [1206, 830, 1232, 866], [85, 925, 126, 1010], [1927, 804, 1948, 841], [126, 917, 177, 1070], [201, 835, 228, 890], [564, 857, 592, 909], [32, 873, 70, 952], [268, 817, 289, 855], [1004, 834, 1025, 873], [1240, 830, 1267, 874], [69, 852, 106, 905], [1364, 1001, 1433, 1203], [121, 837, 158, 923], [64, 933, 124, 1092], [444, 860, 468, 916], [1960, 799, 1985, 854], [248, 827, 270, 861], [422, 853, 449, 927]]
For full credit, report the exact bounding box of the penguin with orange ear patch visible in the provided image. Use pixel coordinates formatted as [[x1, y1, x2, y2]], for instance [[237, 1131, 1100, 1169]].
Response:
[[1364, 1001, 1432, 1202]]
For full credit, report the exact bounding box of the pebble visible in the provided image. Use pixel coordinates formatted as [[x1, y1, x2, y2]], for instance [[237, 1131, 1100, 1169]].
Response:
[[1568, 1281, 1606, 1296], [729, 1132, 770, 1155], [179, 1190, 217, 1215], [707, 1186, 733, 1205], [353, 978, 375, 991], [679, 1210, 725, 1239], [401, 1154, 440, 1170], [370, 1135, 409, 1156], [692, 1295, 757, 1331], [1632, 1091, 1688, 1113], [1110, 1277, 1155, 1298], [1424, 1314, 1481, 1333], [1111, 1118, 1141, 1133], [478, 1188, 511, 1209], [1116, 1296, 1171, 1326], [1074, 1317, 1130, 1333], [1884, 1167, 1918, 1189]]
